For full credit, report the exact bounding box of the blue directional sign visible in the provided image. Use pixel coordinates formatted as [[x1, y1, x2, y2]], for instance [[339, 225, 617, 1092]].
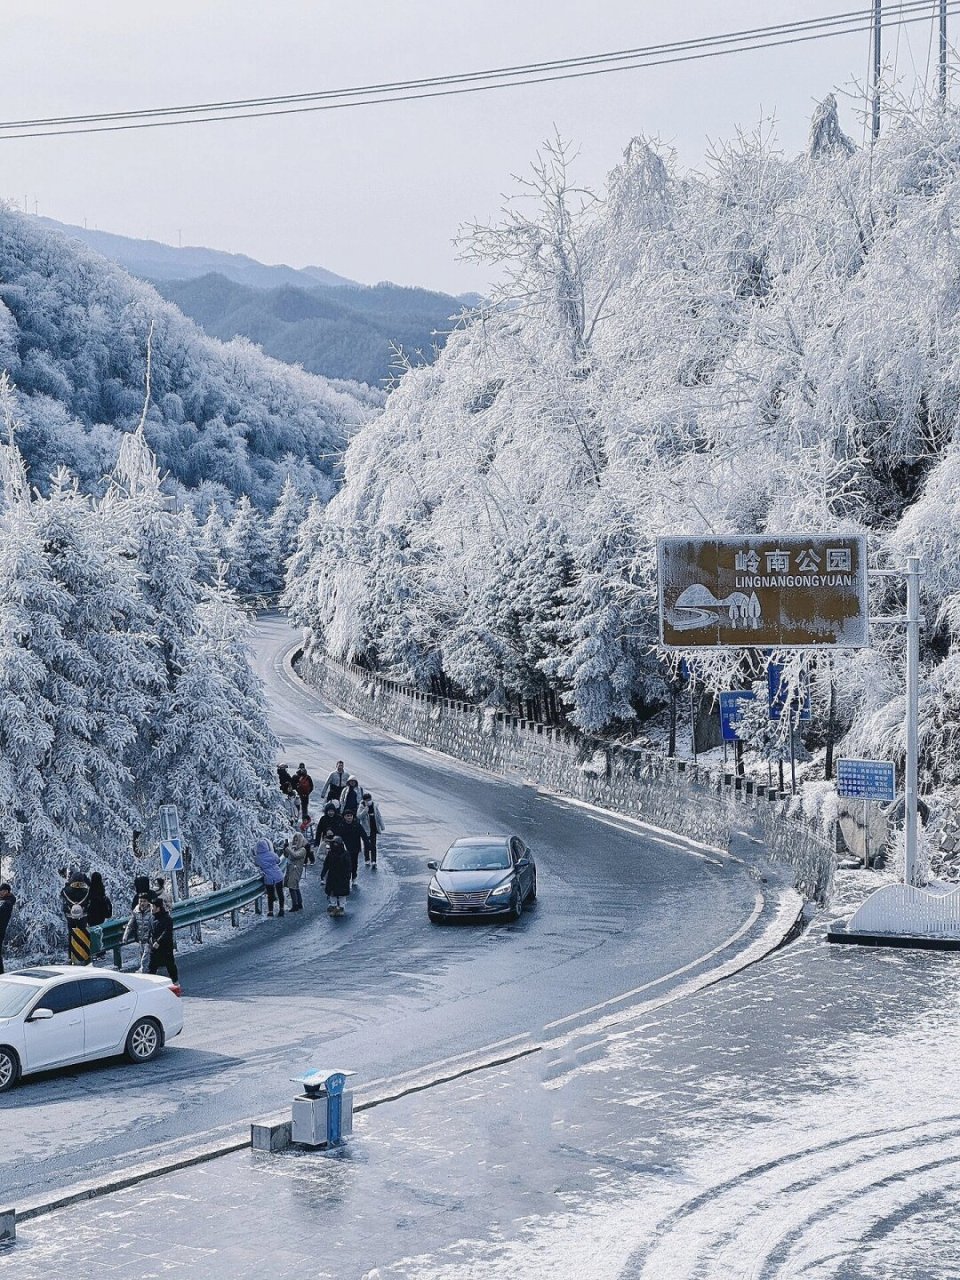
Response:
[[767, 662, 812, 722], [719, 690, 756, 742], [836, 758, 896, 802], [159, 837, 183, 872]]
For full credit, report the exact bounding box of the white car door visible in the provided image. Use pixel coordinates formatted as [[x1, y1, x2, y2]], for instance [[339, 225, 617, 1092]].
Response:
[[80, 976, 137, 1057], [22, 979, 85, 1071]]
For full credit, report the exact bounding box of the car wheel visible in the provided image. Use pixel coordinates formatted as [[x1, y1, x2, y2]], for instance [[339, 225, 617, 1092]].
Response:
[[528, 872, 537, 903], [125, 1018, 163, 1064], [0, 1046, 20, 1093], [509, 887, 524, 922]]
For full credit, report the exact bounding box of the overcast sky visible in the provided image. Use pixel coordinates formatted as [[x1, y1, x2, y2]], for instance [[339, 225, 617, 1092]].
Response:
[[3, 3, 951, 293]]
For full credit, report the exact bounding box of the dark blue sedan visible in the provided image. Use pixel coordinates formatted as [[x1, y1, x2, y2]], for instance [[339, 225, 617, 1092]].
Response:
[[427, 835, 537, 923]]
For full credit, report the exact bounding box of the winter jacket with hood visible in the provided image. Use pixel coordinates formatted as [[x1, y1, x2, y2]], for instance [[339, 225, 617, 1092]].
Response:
[[0, 892, 15, 945], [358, 799, 386, 838], [284, 836, 308, 890], [123, 904, 153, 944], [254, 838, 285, 886]]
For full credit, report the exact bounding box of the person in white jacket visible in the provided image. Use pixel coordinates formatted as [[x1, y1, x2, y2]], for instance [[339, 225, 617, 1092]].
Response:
[[358, 792, 386, 868]]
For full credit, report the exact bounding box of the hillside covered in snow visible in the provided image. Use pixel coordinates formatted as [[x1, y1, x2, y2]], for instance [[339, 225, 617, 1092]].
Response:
[[288, 100, 960, 817], [0, 206, 380, 511]]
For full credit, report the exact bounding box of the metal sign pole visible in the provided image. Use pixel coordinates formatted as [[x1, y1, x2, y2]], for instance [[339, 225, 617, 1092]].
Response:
[[905, 556, 921, 886]]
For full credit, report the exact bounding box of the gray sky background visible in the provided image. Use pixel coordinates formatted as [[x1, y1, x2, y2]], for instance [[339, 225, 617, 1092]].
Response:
[[3, 3, 951, 292]]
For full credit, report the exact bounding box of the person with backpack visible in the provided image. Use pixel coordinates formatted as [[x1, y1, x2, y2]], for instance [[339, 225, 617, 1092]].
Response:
[[254, 837, 285, 917], [321, 836, 352, 916], [358, 792, 386, 869], [294, 763, 314, 821]]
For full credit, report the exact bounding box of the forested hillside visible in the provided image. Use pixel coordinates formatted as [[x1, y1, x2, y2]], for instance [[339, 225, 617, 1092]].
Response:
[[0, 207, 380, 510], [156, 274, 468, 385], [287, 101, 960, 820]]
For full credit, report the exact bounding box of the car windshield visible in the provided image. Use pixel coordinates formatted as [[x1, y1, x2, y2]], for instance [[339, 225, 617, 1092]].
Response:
[[442, 843, 511, 872], [0, 980, 43, 1019]]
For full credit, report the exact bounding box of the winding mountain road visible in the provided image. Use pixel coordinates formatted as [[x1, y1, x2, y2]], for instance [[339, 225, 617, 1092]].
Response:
[[3, 614, 776, 1204]]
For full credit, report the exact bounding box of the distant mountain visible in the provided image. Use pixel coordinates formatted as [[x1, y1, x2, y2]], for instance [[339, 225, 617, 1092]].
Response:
[[35, 216, 357, 290], [36, 217, 475, 385], [0, 207, 379, 509], [155, 273, 468, 386]]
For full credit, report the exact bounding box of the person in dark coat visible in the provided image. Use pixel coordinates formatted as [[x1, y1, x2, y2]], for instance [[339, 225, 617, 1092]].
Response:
[[321, 837, 352, 916], [149, 899, 178, 983], [0, 884, 15, 975], [86, 872, 113, 926], [277, 763, 293, 791], [315, 802, 342, 847], [131, 873, 152, 911], [339, 810, 369, 884]]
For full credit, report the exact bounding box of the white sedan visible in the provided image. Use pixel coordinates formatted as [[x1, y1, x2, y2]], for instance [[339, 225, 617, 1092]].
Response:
[[0, 965, 184, 1092]]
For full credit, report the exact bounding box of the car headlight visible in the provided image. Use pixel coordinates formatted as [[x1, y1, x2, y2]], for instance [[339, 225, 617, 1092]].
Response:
[[428, 878, 448, 901], [486, 879, 514, 899]]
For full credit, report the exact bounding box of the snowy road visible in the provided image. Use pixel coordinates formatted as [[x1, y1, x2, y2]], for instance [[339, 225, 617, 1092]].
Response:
[[2, 614, 769, 1204]]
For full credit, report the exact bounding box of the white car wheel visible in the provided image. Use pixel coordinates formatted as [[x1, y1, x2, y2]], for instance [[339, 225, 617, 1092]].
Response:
[[126, 1018, 162, 1063], [0, 1046, 20, 1092]]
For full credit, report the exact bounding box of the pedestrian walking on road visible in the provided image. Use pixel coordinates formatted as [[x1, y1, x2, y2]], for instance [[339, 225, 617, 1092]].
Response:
[[148, 898, 179, 984], [281, 783, 301, 829], [254, 837, 286, 917], [315, 802, 341, 845], [122, 893, 155, 972], [359, 792, 386, 869], [0, 884, 16, 975], [321, 760, 348, 803], [285, 834, 308, 912], [339, 809, 369, 884], [294, 763, 314, 821], [321, 836, 351, 916], [338, 776, 363, 818]]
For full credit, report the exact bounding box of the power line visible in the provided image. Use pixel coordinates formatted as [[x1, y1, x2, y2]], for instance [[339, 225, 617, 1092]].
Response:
[[0, 1, 955, 141]]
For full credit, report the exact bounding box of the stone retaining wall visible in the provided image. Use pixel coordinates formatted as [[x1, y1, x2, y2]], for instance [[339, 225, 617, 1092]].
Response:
[[298, 651, 835, 902]]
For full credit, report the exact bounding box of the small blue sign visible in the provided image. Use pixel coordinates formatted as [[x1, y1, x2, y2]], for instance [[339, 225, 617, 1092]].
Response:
[[719, 690, 756, 742], [836, 758, 895, 802], [159, 837, 183, 872], [767, 662, 812, 723]]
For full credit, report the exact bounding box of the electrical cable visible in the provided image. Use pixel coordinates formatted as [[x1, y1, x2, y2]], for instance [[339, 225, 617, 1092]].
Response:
[[0, 1, 955, 140]]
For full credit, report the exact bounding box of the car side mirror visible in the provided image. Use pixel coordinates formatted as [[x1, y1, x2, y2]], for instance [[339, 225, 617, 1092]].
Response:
[[28, 1007, 54, 1021], [427, 860, 439, 871]]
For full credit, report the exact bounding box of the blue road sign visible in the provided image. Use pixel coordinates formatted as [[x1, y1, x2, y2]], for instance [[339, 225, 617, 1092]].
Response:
[[836, 758, 896, 802], [159, 837, 183, 872], [719, 690, 756, 742], [767, 662, 812, 722]]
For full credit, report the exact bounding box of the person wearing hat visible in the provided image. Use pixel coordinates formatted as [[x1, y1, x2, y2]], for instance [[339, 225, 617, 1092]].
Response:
[[0, 884, 16, 975], [254, 837, 285, 917], [123, 892, 155, 972]]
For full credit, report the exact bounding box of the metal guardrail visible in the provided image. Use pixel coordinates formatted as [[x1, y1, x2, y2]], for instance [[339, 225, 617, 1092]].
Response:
[[98, 874, 266, 969]]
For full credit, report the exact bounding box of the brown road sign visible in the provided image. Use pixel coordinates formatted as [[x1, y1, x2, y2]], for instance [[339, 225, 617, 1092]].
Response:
[[658, 535, 868, 648]]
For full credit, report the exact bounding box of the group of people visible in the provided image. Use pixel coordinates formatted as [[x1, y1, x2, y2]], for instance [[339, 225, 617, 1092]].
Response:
[[268, 759, 387, 917], [57, 865, 179, 983]]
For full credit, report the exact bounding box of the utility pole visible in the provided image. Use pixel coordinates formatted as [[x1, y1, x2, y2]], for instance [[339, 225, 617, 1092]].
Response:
[[941, 0, 949, 105], [872, 0, 882, 141]]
